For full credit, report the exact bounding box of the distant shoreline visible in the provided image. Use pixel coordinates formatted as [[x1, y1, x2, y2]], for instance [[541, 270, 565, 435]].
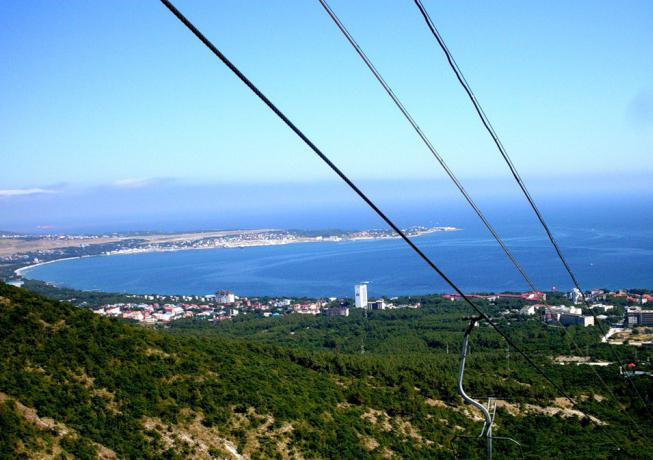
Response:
[[15, 226, 460, 279], [15, 256, 88, 277]]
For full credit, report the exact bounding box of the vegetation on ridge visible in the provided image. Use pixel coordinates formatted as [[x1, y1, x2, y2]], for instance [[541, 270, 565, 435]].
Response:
[[0, 283, 652, 459]]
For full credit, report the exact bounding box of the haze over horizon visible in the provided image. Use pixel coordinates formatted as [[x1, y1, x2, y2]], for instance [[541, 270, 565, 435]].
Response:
[[2, 177, 650, 234], [1, 1, 652, 232]]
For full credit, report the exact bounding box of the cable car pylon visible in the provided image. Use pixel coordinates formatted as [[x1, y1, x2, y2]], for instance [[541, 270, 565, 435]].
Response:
[[455, 316, 523, 460]]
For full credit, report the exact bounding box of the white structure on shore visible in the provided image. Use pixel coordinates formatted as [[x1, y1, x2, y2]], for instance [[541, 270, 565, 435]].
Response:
[[568, 288, 583, 304], [327, 306, 350, 317], [560, 313, 595, 327], [354, 283, 368, 309], [216, 290, 235, 304], [367, 299, 386, 311], [520, 304, 539, 316]]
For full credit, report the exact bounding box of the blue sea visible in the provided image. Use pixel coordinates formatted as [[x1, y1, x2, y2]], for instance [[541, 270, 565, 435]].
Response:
[[21, 217, 653, 298]]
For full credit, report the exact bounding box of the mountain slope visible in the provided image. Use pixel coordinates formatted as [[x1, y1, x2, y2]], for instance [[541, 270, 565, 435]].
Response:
[[0, 284, 463, 459], [0, 283, 651, 459]]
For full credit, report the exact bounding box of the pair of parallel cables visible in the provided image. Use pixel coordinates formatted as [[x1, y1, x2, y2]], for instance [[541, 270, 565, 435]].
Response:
[[410, 0, 651, 418], [322, 0, 652, 430], [316, 0, 641, 427]]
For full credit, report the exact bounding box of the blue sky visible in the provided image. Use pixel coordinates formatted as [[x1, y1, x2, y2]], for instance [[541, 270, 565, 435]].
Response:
[[1, 1, 652, 231]]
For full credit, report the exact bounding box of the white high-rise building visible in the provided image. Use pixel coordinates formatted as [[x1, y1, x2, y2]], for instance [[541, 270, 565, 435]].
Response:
[[354, 283, 368, 309]]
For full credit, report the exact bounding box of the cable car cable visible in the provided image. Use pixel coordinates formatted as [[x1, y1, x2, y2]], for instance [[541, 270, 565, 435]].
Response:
[[159, 0, 573, 404]]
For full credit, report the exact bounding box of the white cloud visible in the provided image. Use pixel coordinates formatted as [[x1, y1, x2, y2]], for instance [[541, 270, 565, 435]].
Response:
[[112, 178, 164, 189], [0, 188, 56, 197]]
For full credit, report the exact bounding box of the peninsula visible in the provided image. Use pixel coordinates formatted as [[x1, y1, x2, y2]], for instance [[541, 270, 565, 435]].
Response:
[[1, 226, 458, 281]]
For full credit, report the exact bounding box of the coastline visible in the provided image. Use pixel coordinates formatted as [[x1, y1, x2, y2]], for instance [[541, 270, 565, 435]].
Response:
[[15, 255, 89, 277], [14, 227, 460, 279]]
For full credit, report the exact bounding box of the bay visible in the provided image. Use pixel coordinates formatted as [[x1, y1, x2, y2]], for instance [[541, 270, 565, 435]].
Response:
[[21, 222, 653, 297]]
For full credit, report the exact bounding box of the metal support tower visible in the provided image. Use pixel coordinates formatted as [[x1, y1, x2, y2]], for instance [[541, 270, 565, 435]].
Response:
[[456, 317, 523, 459]]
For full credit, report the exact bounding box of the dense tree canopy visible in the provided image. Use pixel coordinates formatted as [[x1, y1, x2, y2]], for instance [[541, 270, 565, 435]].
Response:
[[0, 283, 651, 459]]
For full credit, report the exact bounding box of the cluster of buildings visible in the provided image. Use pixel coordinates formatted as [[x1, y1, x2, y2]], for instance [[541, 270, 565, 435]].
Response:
[[101, 296, 331, 324], [442, 287, 653, 330], [441, 289, 599, 328], [94, 294, 244, 324], [614, 292, 653, 305], [0, 232, 106, 241], [443, 291, 547, 302], [93, 290, 296, 324], [519, 303, 596, 327], [101, 228, 453, 257], [93, 285, 392, 324], [513, 289, 653, 332], [580, 288, 653, 305], [80, 282, 653, 330], [103, 231, 308, 255], [90, 284, 423, 325]]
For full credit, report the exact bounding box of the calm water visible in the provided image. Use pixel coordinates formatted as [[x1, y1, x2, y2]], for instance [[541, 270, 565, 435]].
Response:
[[22, 222, 653, 297]]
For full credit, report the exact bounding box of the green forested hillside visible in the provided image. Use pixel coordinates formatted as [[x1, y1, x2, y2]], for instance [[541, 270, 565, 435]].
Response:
[[0, 283, 651, 459]]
